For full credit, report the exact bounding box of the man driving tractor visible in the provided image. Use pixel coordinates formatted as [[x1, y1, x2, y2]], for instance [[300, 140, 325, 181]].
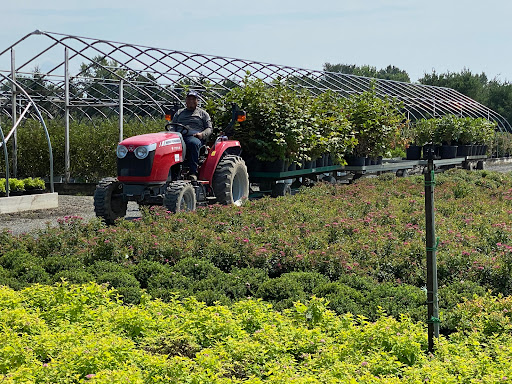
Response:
[[171, 90, 213, 180]]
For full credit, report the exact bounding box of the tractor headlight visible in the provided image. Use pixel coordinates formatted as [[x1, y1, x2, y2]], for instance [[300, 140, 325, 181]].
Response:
[[116, 144, 128, 159], [134, 143, 157, 159], [134, 146, 148, 159]]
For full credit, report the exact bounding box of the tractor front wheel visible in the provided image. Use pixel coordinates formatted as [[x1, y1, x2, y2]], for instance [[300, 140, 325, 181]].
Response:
[[164, 181, 197, 213], [94, 177, 127, 225], [213, 155, 249, 206]]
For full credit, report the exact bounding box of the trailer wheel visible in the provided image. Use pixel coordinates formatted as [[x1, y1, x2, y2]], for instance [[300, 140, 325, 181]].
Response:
[[213, 155, 249, 206], [164, 181, 196, 213], [271, 183, 292, 197], [94, 177, 127, 225], [396, 169, 409, 177]]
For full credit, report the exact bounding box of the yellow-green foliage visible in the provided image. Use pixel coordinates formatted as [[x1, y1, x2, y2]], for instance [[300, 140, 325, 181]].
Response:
[[2, 282, 512, 383]]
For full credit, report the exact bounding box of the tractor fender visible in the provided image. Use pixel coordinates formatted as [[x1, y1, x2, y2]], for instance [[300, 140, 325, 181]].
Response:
[[199, 140, 241, 183]]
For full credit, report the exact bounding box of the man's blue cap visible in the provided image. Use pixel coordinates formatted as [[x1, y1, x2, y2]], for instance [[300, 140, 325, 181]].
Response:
[[186, 90, 199, 98]]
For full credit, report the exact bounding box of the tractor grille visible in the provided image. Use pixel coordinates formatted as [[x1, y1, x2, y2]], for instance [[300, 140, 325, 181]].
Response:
[[117, 152, 155, 177]]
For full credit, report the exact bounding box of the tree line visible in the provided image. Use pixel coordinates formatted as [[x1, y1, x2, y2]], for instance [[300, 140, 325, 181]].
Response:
[[324, 63, 512, 125]]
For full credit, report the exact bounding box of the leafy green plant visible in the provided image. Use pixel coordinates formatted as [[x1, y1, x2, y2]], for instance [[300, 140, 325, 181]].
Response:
[[22, 177, 45, 191], [492, 131, 512, 156], [8, 178, 25, 193], [472, 117, 496, 145], [410, 118, 435, 146], [5, 282, 512, 382], [434, 115, 461, 145], [206, 76, 356, 165], [342, 83, 404, 157]]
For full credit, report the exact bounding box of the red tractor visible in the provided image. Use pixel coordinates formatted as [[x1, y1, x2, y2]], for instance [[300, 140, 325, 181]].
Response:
[[94, 105, 249, 224]]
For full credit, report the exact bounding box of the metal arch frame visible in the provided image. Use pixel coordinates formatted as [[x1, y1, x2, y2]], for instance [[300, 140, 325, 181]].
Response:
[[0, 73, 54, 193], [0, 30, 510, 133]]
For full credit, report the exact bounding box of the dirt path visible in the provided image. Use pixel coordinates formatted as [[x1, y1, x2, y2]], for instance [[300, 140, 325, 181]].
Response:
[[0, 196, 140, 235]]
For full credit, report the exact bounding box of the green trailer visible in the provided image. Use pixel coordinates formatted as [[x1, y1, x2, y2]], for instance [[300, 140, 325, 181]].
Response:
[[248, 155, 487, 198]]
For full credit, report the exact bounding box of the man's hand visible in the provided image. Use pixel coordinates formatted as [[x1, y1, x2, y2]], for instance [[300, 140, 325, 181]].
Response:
[[193, 132, 204, 140]]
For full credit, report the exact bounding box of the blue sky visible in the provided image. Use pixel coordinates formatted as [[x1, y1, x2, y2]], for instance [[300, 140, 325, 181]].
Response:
[[2, 0, 511, 82]]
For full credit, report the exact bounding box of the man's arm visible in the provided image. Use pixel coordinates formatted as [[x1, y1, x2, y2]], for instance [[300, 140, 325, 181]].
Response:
[[194, 110, 213, 140]]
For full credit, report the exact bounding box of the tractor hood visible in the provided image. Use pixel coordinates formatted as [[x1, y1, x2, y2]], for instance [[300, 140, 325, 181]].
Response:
[[120, 132, 182, 147], [117, 131, 185, 183]]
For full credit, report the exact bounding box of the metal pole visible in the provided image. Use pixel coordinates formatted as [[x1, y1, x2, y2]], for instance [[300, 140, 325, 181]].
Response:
[[64, 48, 70, 183], [0, 125, 9, 197], [119, 79, 124, 142], [10, 48, 17, 178], [424, 149, 440, 352]]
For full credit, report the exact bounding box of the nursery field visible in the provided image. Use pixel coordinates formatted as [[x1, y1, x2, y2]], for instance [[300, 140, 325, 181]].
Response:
[[3, 169, 512, 382]]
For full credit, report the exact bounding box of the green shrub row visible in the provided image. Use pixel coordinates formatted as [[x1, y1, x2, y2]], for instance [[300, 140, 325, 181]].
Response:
[[2, 282, 512, 383], [0, 119, 162, 181], [407, 115, 496, 146], [0, 248, 487, 332]]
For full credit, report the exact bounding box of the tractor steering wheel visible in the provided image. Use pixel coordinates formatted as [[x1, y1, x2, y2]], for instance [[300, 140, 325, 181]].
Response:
[[165, 122, 190, 136]]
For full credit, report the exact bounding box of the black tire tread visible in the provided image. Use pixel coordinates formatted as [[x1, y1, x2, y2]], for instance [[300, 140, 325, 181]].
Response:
[[93, 177, 127, 224], [164, 181, 196, 212], [213, 155, 249, 205]]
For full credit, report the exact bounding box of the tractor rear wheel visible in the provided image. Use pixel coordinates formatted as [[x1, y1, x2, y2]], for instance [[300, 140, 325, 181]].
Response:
[[164, 181, 197, 212], [213, 155, 249, 206], [94, 177, 127, 225]]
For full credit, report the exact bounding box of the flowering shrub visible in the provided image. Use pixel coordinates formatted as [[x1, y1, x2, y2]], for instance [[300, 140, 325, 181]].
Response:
[[2, 169, 512, 333]]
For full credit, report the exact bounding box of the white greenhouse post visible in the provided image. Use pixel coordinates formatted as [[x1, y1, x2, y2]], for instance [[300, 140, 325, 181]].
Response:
[[11, 48, 17, 177], [119, 79, 124, 142], [64, 48, 70, 183]]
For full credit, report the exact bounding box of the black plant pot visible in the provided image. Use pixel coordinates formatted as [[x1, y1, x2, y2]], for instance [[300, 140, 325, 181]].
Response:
[[406, 145, 421, 160], [346, 156, 366, 166], [262, 159, 286, 172], [457, 145, 472, 157], [304, 160, 313, 169], [439, 145, 458, 159], [243, 155, 262, 172], [287, 162, 297, 171], [24, 188, 45, 195]]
